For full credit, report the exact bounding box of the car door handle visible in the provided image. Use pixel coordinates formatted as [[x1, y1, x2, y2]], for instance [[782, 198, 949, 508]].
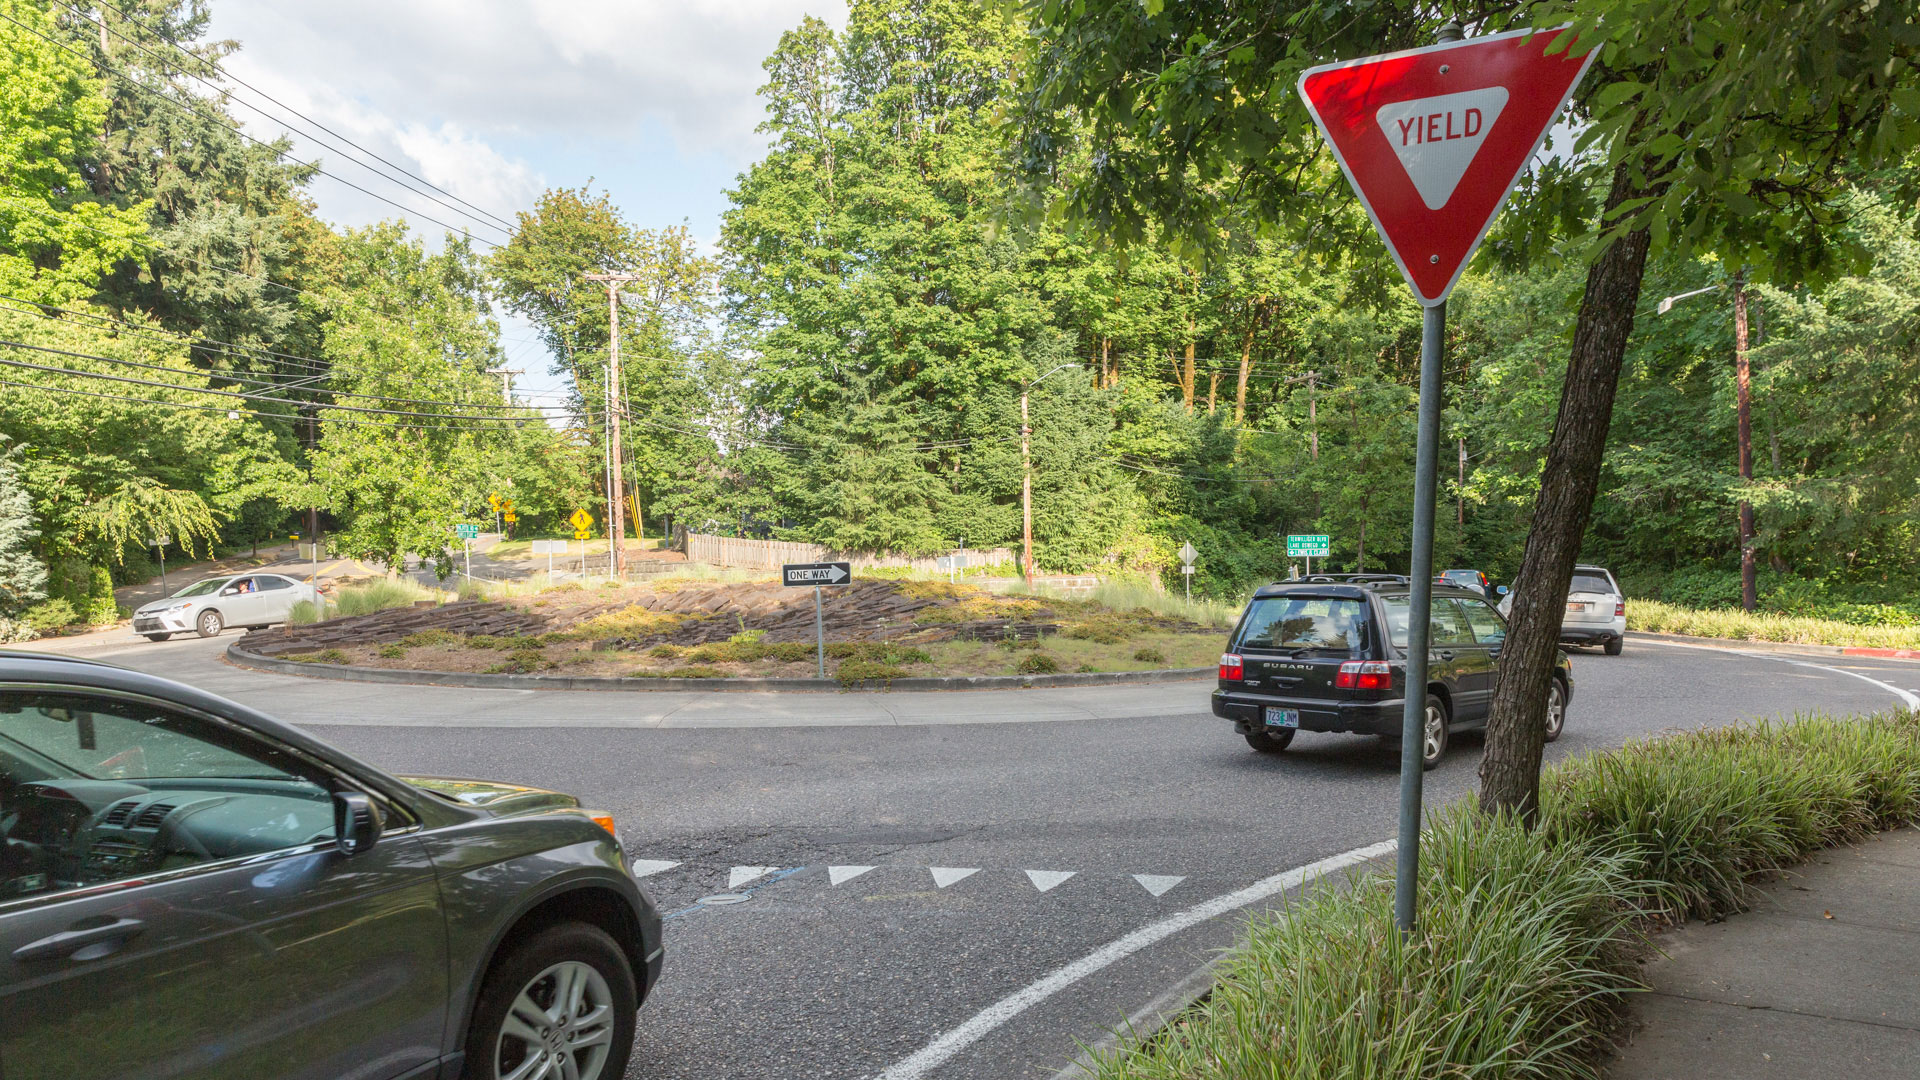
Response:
[[1435, 650, 1455, 661], [12, 917, 146, 963]]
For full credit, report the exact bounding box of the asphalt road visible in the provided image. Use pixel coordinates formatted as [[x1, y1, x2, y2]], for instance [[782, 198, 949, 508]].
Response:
[[23, 630, 1920, 1080]]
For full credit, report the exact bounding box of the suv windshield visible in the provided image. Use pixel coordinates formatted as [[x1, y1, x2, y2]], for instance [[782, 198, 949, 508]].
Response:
[[1570, 571, 1615, 595], [172, 577, 232, 598], [1234, 596, 1367, 655]]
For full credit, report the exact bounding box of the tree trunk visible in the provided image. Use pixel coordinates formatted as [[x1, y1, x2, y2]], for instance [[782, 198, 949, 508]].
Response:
[[1479, 163, 1656, 823], [1181, 332, 1196, 410], [1233, 309, 1261, 423], [1206, 372, 1219, 414], [1734, 276, 1757, 611]]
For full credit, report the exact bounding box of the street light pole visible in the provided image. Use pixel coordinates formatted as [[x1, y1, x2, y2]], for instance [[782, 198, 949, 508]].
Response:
[[584, 273, 642, 580]]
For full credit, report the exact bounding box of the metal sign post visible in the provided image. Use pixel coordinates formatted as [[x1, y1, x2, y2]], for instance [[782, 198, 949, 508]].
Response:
[[1178, 541, 1198, 603], [783, 562, 851, 679], [150, 537, 170, 595], [1297, 22, 1597, 936]]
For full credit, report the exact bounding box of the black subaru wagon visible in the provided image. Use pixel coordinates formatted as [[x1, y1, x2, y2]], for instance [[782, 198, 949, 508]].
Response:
[[1211, 575, 1573, 768]]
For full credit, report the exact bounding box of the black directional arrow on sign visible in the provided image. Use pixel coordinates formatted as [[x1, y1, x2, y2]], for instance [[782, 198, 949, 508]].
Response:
[[782, 562, 851, 587]]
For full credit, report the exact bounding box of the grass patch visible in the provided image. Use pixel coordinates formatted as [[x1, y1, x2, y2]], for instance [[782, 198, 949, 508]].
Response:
[[553, 604, 688, 641], [826, 641, 930, 664], [836, 659, 910, 685], [289, 649, 349, 664], [466, 634, 544, 650], [398, 628, 460, 648], [286, 599, 320, 626], [1085, 709, 1920, 1080], [377, 644, 407, 659], [1014, 652, 1060, 675], [330, 578, 436, 618], [482, 648, 553, 674], [686, 640, 816, 664], [1133, 647, 1166, 664], [1630, 598, 1920, 650], [626, 665, 727, 679]]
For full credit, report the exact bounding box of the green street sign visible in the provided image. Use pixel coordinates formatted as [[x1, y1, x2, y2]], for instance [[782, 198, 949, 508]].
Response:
[[455, 523, 480, 540], [1286, 533, 1331, 558]]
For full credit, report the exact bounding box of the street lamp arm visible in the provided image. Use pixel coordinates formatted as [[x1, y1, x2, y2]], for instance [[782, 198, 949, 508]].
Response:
[[1655, 284, 1722, 315], [1024, 363, 1078, 389]]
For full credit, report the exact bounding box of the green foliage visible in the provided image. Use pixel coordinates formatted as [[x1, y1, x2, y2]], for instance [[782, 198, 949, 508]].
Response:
[[483, 648, 552, 675], [290, 649, 349, 665], [1091, 710, 1920, 1080], [1014, 652, 1060, 675], [397, 628, 460, 648], [824, 641, 930, 664], [1132, 647, 1166, 664], [0, 438, 46, 624], [21, 596, 75, 632], [836, 659, 910, 685], [647, 642, 684, 659], [376, 643, 406, 659], [1628, 600, 1920, 650], [327, 578, 433, 618], [285, 599, 317, 625], [627, 665, 727, 679]]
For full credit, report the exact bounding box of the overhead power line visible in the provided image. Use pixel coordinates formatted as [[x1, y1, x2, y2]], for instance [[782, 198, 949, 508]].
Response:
[[68, 1, 515, 237]]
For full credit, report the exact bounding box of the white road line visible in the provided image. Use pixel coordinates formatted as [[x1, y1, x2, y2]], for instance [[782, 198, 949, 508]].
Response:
[[1637, 638, 1919, 709], [870, 839, 1396, 1080], [1025, 870, 1076, 893], [929, 867, 980, 889], [728, 865, 778, 888], [830, 865, 877, 885], [1131, 874, 1185, 897], [630, 860, 680, 878]]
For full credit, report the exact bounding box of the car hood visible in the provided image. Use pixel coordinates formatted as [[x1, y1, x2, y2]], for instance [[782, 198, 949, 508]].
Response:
[[136, 597, 200, 614], [399, 775, 581, 816]]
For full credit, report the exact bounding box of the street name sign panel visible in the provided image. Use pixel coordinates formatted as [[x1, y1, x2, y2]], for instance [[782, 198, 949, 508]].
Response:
[[1287, 534, 1332, 558], [454, 524, 479, 540], [531, 540, 567, 555], [1298, 27, 1599, 306], [783, 562, 851, 587]]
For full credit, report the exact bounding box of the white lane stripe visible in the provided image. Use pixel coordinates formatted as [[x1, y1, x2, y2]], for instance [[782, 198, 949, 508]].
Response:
[[870, 839, 1396, 1080], [1025, 870, 1076, 893], [929, 867, 980, 889], [1131, 874, 1185, 897], [629, 859, 680, 878], [1638, 638, 1919, 709], [728, 865, 778, 889], [830, 865, 877, 886]]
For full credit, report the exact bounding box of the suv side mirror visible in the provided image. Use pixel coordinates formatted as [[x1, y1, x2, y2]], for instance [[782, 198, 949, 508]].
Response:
[[333, 791, 383, 855], [1496, 585, 1510, 596]]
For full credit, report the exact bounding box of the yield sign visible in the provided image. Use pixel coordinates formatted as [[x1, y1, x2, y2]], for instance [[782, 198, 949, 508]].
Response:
[[1298, 27, 1599, 306]]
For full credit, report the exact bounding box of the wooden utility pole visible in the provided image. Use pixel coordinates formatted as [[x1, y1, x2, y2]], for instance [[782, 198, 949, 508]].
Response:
[[1734, 272, 1756, 611], [584, 273, 641, 579]]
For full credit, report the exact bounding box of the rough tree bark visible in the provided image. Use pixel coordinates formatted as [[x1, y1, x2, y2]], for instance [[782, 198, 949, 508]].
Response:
[[1479, 163, 1656, 822]]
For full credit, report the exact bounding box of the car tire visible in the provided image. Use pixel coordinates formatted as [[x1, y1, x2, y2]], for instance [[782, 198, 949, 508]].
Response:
[[1420, 695, 1449, 770], [195, 610, 224, 638], [463, 921, 636, 1080], [1244, 729, 1295, 753], [1543, 679, 1567, 742], [143, 632, 171, 642], [1604, 635, 1623, 656]]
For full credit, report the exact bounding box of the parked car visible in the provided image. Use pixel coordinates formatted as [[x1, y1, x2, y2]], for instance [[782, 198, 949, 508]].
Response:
[[1211, 575, 1573, 768], [130, 572, 321, 641], [0, 651, 661, 1080], [1437, 568, 1503, 601], [1497, 563, 1627, 655]]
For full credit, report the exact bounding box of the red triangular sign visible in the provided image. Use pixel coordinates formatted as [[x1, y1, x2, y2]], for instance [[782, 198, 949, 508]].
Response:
[[1298, 27, 1599, 306]]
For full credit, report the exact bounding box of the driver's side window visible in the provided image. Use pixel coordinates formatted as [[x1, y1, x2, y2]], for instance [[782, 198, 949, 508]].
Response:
[[0, 692, 335, 902]]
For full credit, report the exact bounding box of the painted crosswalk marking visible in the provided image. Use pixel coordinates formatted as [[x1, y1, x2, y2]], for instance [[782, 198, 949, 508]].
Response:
[[1024, 870, 1076, 893], [929, 867, 980, 889], [829, 865, 877, 885], [1132, 874, 1185, 897], [630, 859, 681, 878], [729, 865, 779, 888]]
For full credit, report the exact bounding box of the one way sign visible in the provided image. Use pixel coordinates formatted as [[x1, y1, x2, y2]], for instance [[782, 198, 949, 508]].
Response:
[[783, 561, 851, 587], [1298, 26, 1598, 306]]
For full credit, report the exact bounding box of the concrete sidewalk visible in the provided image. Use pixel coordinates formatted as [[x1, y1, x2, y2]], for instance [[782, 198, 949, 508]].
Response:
[[1611, 828, 1920, 1078]]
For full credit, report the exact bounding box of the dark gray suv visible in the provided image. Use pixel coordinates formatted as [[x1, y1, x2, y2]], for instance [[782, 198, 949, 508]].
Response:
[[0, 651, 661, 1080]]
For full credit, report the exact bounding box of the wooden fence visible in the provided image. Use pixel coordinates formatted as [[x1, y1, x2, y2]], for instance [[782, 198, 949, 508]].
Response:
[[673, 528, 1014, 575]]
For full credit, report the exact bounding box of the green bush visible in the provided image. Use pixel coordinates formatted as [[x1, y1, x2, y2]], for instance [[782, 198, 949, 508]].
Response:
[[377, 644, 407, 659], [467, 634, 544, 651], [626, 665, 727, 679], [483, 648, 551, 674], [648, 642, 685, 658], [22, 597, 78, 632], [997, 635, 1043, 651], [836, 659, 909, 685], [286, 600, 320, 625], [825, 641, 930, 664], [290, 649, 349, 665], [1629, 599, 1920, 650], [330, 578, 434, 618], [1087, 710, 1920, 1080], [1132, 647, 1167, 664], [1015, 652, 1060, 675], [1076, 663, 1098, 672], [398, 628, 460, 648]]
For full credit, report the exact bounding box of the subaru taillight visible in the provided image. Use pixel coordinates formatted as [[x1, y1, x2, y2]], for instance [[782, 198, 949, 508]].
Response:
[[1219, 654, 1244, 681], [1335, 660, 1393, 690], [1615, 601, 1625, 616]]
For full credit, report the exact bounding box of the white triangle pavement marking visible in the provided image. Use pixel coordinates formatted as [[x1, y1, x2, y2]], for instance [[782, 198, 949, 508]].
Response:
[[1374, 86, 1510, 210], [929, 867, 980, 889], [1132, 874, 1186, 898], [829, 865, 877, 886], [728, 865, 778, 889], [1024, 870, 1077, 893], [629, 859, 681, 879]]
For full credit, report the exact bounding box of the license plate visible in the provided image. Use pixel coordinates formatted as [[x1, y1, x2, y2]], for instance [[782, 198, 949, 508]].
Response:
[[1264, 707, 1300, 729], [1566, 601, 1587, 612]]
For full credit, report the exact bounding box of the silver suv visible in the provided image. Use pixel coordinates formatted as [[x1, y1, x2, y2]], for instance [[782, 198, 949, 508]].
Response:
[[1499, 564, 1627, 655]]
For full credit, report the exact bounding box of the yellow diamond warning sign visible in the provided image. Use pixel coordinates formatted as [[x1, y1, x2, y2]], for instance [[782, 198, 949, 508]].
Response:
[[568, 508, 593, 531]]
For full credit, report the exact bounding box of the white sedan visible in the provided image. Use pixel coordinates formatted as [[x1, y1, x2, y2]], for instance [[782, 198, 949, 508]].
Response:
[[131, 573, 321, 641]]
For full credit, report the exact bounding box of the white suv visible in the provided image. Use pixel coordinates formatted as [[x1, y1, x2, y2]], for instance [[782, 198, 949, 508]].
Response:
[[1499, 564, 1626, 655]]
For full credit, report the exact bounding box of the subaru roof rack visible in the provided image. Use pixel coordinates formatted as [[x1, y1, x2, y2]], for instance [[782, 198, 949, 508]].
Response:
[[1278, 573, 1411, 585]]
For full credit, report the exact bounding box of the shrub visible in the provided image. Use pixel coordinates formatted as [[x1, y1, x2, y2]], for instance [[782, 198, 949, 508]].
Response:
[[557, 604, 685, 641], [22, 597, 78, 632], [825, 641, 930, 664], [624, 665, 727, 679], [1015, 653, 1060, 675], [837, 659, 909, 685], [330, 578, 434, 618], [1133, 647, 1167, 664], [398, 628, 460, 648], [377, 644, 407, 659], [290, 649, 349, 664], [997, 635, 1043, 651], [286, 600, 320, 625], [769, 642, 813, 662], [1629, 599, 1920, 650], [1076, 663, 1098, 672], [467, 634, 543, 651], [483, 648, 551, 674], [648, 643, 685, 658]]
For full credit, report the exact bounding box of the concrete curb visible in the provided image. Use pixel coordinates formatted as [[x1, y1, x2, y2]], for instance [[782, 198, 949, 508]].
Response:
[[224, 641, 1215, 693], [1630, 631, 1920, 663]]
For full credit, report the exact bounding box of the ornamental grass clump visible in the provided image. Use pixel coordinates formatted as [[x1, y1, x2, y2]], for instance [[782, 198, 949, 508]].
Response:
[[1088, 709, 1920, 1080]]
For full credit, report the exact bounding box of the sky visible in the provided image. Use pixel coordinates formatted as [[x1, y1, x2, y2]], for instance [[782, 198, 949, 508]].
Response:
[[207, 0, 849, 407]]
